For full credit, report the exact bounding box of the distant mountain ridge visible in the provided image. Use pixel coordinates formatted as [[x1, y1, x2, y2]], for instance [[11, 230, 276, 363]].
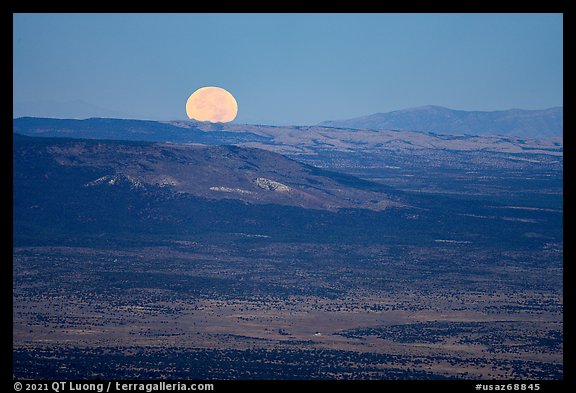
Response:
[[13, 117, 563, 158], [320, 106, 563, 138]]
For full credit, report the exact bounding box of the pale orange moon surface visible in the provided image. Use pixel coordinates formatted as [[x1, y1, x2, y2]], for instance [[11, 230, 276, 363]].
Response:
[[185, 86, 238, 123]]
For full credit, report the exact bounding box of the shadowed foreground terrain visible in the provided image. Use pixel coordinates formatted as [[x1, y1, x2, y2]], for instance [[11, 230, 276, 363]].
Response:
[[13, 131, 563, 380]]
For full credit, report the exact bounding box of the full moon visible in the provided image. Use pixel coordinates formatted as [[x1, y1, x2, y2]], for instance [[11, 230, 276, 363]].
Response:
[[185, 86, 238, 123]]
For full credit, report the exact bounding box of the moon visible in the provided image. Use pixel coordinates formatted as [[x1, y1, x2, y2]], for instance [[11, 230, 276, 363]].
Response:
[[185, 86, 238, 123]]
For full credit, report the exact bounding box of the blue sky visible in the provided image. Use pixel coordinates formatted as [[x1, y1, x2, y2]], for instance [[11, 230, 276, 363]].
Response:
[[13, 13, 563, 125]]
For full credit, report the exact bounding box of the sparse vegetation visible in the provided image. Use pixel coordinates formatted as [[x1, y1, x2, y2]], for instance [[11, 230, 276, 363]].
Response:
[[13, 132, 562, 380]]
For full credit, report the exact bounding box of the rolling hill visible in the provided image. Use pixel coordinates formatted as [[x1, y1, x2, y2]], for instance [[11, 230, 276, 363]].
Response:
[[13, 116, 563, 160], [13, 133, 399, 212]]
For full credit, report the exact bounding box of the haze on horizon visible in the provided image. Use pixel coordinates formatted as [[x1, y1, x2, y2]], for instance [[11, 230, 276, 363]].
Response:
[[13, 13, 563, 126]]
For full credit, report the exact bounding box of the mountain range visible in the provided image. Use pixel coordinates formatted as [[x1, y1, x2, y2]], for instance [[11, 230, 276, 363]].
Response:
[[12, 111, 564, 381], [12, 115, 563, 246], [13, 116, 563, 159], [320, 105, 563, 138]]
